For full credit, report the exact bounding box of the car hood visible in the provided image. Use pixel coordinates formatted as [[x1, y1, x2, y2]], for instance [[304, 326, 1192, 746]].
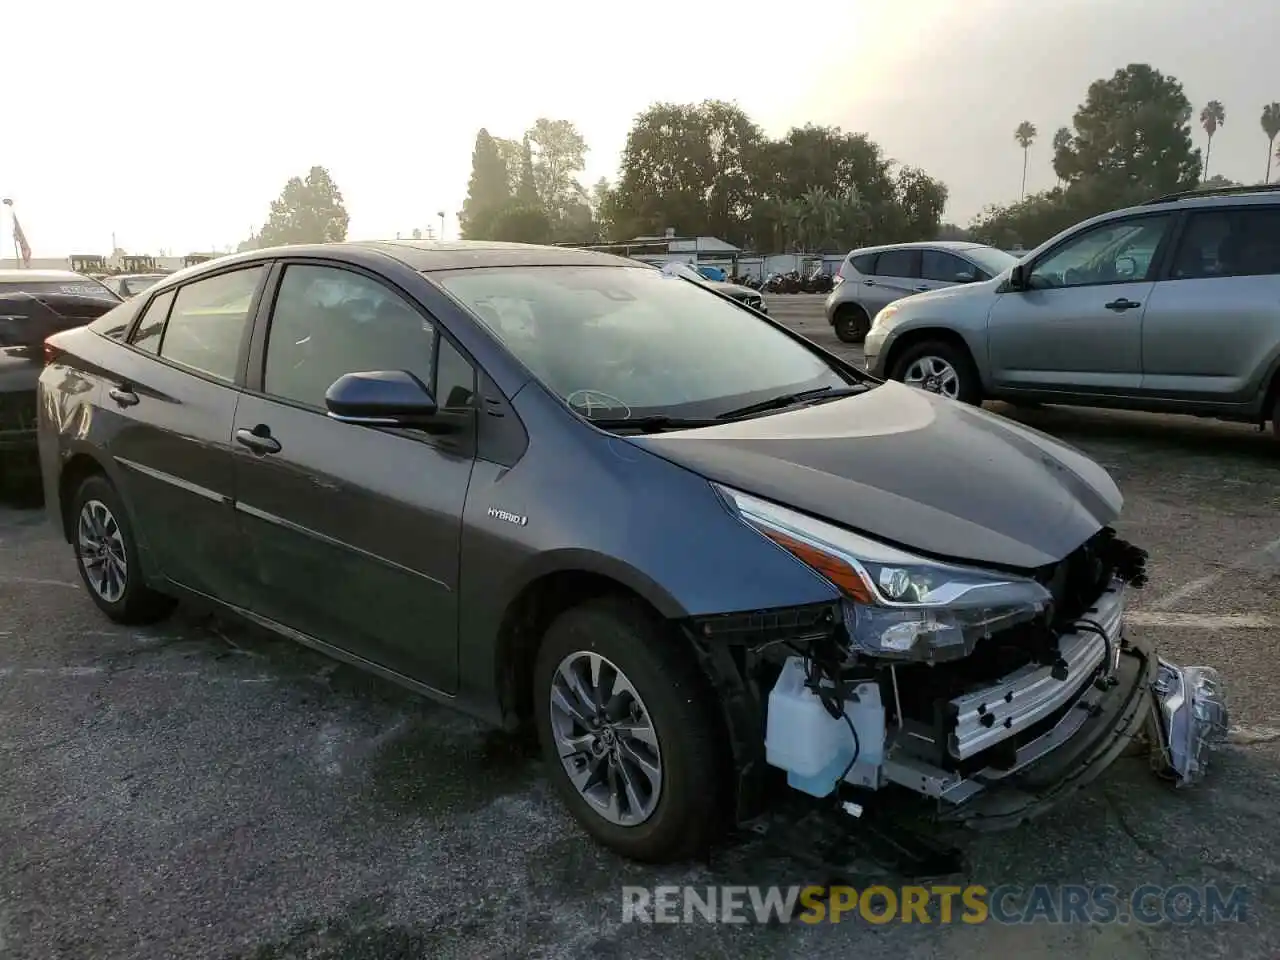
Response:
[[903, 275, 1003, 307], [627, 381, 1122, 570], [708, 281, 759, 298]]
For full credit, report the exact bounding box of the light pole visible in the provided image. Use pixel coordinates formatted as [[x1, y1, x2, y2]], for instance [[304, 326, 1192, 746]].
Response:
[[437, 210, 446, 241]]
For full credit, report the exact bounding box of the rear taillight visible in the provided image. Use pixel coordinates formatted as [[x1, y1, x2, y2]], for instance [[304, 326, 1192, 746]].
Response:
[[43, 340, 65, 366]]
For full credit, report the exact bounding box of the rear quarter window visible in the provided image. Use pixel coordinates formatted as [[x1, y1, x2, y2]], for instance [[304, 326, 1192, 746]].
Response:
[[87, 298, 145, 340], [850, 254, 876, 275]]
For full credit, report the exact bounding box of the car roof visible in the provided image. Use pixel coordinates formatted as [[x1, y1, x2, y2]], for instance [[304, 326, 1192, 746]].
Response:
[[143, 240, 642, 290], [1030, 185, 1280, 250], [847, 240, 993, 256], [0, 269, 94, 282], [361, 240, 639, 271]]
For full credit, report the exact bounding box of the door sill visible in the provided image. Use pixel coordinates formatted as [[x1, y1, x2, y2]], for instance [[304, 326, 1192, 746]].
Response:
[[164, 581, 459, 704]]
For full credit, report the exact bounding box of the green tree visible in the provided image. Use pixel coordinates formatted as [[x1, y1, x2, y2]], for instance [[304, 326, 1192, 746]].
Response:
[[516, 137, 541, 207], [256, 166, 349, 247], [487, 203, 553, 244], [609, 100, 766, 245], [888, 166, 949, 241], [1201, 174, 1237, 189], [1262, 103, 1280, 182], [1014, 121, 1037, 199], [1199, 100, 1226, 180], [745, 124, 899, 250], [460, 129, 511, 239], [1051, 127, 1073, 185], [527, 117, 588, 223], [1053, 64, 1201, 202], [492, 138, 523, 194]]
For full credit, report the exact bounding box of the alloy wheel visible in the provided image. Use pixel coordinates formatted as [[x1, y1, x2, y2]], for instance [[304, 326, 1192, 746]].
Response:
[[77, 499, 128, 604], [549, 650, 663, 826], [903, 355, 961, 399]]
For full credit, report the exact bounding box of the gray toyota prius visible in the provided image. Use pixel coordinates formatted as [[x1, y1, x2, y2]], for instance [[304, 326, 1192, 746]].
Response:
[[36, 240, 1227, 863]]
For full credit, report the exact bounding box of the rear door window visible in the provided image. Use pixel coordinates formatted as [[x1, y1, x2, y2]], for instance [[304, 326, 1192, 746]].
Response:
[[921, 250, 978, 283], [159, 267, 265, 382], [1169, 207, 1280, 280], [849, 253, 877, 276], [874, 249, 921, 279]]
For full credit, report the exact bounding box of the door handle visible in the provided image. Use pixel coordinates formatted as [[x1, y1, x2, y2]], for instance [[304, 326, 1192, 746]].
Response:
[[108, 385, 139, 407], [913, 284, 930, 292], [235, 426, 281, 455], [862, 279, 876, 286], [1104, 298, 1141, 312]]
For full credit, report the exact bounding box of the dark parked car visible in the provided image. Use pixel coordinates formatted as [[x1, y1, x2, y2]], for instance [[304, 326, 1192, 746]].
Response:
[[1, 270, 120, 485], [37, 241, 1226, 863]]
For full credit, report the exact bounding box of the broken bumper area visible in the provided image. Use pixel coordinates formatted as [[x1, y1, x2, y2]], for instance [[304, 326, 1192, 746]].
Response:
[[1149, 659, 1229, 787], [884, 596, 1229, 830]]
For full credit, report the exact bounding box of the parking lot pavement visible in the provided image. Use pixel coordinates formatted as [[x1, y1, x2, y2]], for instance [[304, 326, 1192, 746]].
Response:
[[2, 296, 1279, 959]]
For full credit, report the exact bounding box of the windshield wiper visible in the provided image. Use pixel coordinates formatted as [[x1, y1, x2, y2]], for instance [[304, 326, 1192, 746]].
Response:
[[716, 385, 868, 420], [585, 415, 723, 433]]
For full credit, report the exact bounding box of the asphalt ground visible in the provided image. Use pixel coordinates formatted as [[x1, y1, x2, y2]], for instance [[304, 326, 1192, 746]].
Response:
[[1, 293, 1278, 959]]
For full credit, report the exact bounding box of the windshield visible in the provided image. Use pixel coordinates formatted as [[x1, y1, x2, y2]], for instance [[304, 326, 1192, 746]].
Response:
[[961, 246, 1018, 276], [434, 265, 853, 420], [0, 279, 119, 301]]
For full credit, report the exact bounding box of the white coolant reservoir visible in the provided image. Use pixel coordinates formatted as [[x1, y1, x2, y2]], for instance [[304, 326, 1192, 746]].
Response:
[[765, 656, 886, 797]]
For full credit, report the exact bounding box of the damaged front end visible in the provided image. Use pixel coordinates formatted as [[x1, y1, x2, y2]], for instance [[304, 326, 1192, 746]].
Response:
[[698, 486, 1229, 832]]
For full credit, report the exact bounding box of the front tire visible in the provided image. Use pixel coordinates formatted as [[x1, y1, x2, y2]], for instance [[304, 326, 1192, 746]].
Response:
[[532, 596, 722, 863], [890, 339, 982, 405], [832, 305, 869, 344], [70, 473, 176, 624]]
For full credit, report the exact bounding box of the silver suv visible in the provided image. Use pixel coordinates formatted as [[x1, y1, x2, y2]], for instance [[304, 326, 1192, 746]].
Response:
[[823, 241, 1019, 343], [863, 185, 1280, 438]]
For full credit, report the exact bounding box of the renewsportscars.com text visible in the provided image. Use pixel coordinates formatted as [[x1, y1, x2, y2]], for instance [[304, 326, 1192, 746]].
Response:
[[621, 884, 1249, 925]]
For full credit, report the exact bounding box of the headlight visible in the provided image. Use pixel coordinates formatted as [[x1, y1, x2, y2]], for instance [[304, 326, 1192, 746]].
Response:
[[715, 485, 1051, 663], [869, 305, 899, 332]]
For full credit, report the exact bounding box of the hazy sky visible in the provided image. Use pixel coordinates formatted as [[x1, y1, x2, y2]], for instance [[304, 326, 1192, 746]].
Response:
[[4, 0, 1278, 256]]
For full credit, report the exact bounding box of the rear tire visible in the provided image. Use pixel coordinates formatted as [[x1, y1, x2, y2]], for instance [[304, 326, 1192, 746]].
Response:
[[532, 596, 722, 863], [1270, 390, 1280, 442], [70, 473, 176, 624], [890, 339, 983, 405], [832, 305, 870, 344]]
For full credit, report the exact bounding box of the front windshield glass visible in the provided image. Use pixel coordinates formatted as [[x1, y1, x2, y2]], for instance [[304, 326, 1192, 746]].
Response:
[[962, 246, 1018, 275], [435, 265, 853, 420]]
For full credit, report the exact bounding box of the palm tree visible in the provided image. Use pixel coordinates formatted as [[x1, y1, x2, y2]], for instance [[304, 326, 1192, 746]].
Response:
[[1200, 100, 1226, 181], [1264, 103, 1280, 183], [1014, 121, 1038, 199], [798, 188, 841, 251]]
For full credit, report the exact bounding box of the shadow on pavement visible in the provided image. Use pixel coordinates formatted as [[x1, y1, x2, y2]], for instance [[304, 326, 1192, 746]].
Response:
[[989, 402, 1278, 462]]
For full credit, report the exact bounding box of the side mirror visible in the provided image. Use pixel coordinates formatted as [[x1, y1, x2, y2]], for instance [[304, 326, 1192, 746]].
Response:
[[1007, 263, 1027, 291], [325, 370, 441, 427], [954, 271, 977, 283]]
